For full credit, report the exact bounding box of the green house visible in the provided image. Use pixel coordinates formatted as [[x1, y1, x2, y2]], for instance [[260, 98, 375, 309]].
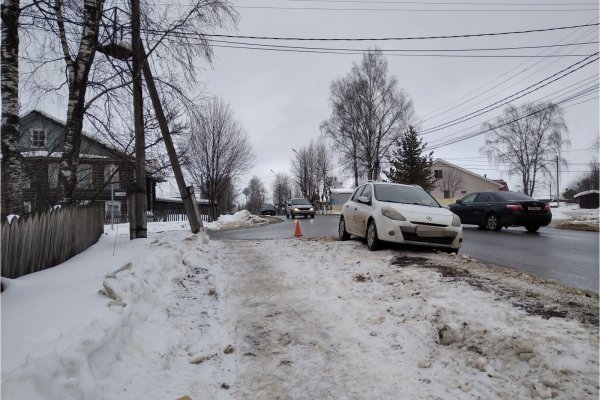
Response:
[[10, 110, 163, 217]]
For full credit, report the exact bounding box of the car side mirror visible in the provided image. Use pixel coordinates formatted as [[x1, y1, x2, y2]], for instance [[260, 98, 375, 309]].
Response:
[[357, 196, 370, 204], [456, 199, 462, 204]]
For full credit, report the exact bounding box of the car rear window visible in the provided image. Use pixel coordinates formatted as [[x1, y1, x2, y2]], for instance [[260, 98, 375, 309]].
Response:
[[493, 192, 534, 201], [373, 184, 440, 207]]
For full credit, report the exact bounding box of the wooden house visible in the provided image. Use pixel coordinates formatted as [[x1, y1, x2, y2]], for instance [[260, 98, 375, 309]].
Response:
[[5, 110, 163, 217]]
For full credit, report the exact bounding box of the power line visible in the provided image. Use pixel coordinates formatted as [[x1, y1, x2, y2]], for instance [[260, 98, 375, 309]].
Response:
[[281, 0, 599, 5], [424, 94, 598, 150], [200, 22, 599, 41], [206, 43, 593, 57], [206, 39, 598, 53], [419, 52, 599, 134], [233, 5, 598, 11], [418, 20, 598, 123], [421, 74, 599, 142]]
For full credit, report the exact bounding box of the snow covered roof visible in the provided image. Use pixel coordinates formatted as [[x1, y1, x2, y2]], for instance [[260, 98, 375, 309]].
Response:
[[574, 190, 599, 198], [155, 197, 211, 205]]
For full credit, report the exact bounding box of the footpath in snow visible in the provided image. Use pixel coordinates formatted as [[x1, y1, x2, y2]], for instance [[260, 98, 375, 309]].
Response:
[[1, 212, 598, 399]]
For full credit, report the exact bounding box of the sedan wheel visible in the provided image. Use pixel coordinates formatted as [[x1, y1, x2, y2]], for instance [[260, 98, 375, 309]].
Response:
[[525, 225, 540, 233], [485, 213, 502, 231], [338, 217, 350, 241], [366, 220, 380, 251]]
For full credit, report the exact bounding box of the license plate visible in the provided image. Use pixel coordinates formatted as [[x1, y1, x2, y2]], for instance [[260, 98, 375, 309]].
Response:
[[528, 206, 541, 211]]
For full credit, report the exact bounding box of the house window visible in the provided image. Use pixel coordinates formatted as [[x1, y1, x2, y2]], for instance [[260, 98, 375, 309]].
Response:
[[434, 169, 443, 179], [23, 201, 32, 213], [31, 129, 46, 148], [77, 164, 93, 188], [48, 163, 59, 188], [443, 190, 451, 199], [104, 164, 119, 188]]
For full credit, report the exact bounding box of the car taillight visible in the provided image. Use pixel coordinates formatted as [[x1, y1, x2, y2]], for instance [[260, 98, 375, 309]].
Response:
[[506, 204, 524, 211], [543, 204, 551, 211]]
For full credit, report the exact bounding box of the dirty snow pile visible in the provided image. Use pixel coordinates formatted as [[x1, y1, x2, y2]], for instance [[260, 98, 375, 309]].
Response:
[[551, 203, 599, 230], [2, 228, 598, 399]]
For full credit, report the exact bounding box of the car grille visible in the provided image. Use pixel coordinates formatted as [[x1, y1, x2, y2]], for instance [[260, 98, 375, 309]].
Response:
[[402, 232, 455, 246], [410, 221, 448, 227]]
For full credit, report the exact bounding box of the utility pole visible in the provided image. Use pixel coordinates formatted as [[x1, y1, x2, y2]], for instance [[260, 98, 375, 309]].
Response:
[[131, 0, 146, 239], [556, 155, 560, 207], [141, 44, 202, 233]]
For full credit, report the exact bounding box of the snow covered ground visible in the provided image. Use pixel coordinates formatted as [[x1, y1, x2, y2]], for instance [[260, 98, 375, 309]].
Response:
[[2, 213, 598, 399], [550, 203, 599, 231]]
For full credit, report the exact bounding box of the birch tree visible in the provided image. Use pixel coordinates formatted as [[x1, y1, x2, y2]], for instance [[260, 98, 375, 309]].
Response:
[[1, 0, 23, 217], [322, 49, 414, 186], [481, 102, 569, 196]]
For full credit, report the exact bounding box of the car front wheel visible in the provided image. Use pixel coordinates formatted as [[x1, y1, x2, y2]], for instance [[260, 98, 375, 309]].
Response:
[[485, 213, 502, 231], [339, 217, 350, 241], [366, 220, 381, 251]]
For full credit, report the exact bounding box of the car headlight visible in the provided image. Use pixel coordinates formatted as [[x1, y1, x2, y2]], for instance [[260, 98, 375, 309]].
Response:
[[381, 207, 406, 221], [309, 207, 314, 211], [451, 213, 461, 227], [293, 207, 299, 212]]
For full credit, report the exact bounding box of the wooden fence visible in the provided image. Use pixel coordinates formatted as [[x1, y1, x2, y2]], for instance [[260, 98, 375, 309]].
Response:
[[1, 205, 104, 279]]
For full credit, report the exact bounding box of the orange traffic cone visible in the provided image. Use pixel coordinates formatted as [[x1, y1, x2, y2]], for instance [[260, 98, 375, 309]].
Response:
[[294, 220, 303, 237]]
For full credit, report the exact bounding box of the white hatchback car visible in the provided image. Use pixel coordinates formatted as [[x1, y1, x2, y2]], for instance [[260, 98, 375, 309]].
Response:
[[339, 182, 463, 252]]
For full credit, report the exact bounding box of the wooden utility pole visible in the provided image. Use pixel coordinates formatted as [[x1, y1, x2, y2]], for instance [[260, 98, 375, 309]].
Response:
[[141, 45, 202, 233], [131, 0, 146, 239]]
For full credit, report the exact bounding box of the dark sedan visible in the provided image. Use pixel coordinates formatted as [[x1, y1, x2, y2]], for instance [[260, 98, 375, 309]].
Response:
[[260, 203, 276, 216], [449, 191, 552, 232]]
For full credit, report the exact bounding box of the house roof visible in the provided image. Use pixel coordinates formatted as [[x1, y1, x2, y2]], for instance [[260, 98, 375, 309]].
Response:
[[432, 158, 504, 189], [21, 110, 165, 179], [574, 190, 599, 198]]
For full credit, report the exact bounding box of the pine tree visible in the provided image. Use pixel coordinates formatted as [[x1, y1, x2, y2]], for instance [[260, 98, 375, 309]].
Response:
[[384, 126, 436, 191]]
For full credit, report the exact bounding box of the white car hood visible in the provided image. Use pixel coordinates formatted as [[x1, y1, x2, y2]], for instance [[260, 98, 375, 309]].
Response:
[[383, 203, 454, 225]]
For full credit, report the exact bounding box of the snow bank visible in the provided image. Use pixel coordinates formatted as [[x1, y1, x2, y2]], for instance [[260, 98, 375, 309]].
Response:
[[204, 210, 270, 231], [550, 203, 599, 230]]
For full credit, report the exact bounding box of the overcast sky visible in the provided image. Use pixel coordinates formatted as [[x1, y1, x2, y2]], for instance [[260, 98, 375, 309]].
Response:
[[193, 0, 599, 199], [25, 0, 599, 200]]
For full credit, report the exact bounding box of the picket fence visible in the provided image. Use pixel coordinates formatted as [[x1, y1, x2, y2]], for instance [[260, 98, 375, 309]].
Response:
[[104, 209, 214, 225], [1, 205, 104, 279]]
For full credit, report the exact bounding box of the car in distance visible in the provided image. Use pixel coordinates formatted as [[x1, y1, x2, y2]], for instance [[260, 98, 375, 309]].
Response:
[[338, 182, 462, 252], [286, 198, 315, 219], [448, 191, 551, 232], [260, 203, 276, 216]]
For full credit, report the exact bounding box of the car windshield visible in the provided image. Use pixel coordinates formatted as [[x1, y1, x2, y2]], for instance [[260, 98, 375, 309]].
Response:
[[374, 184, 440, 207], [261, 204, 274, 209], [291, 199, 311, 205], [493, 192, 534, 202]]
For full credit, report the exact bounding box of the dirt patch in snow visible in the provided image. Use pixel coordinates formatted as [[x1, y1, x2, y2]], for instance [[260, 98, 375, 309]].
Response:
[[555, 221, 599, 232], [390, 254, 599, 326]]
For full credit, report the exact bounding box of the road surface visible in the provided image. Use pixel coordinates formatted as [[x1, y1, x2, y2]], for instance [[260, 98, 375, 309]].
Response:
[[209, 215, 599, 293]]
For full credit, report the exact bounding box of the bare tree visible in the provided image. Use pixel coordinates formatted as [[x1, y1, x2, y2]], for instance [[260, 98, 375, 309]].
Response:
[[1, 0, 22, 217], [481, 102, 569, 196], [246, 176, 265, 213], [435, 168, 464, 199], [322, 49, 414, 186], [272, 172, 292, 211], [21, 0, 237, 202], [185, 98, 255, 215]]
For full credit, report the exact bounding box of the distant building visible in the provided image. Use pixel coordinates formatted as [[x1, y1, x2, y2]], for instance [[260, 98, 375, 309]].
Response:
[[491, 179, 510, 191], [430, 159, 505, 203], [330, 188, 355, 213], [574, 190, 599, 209]]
